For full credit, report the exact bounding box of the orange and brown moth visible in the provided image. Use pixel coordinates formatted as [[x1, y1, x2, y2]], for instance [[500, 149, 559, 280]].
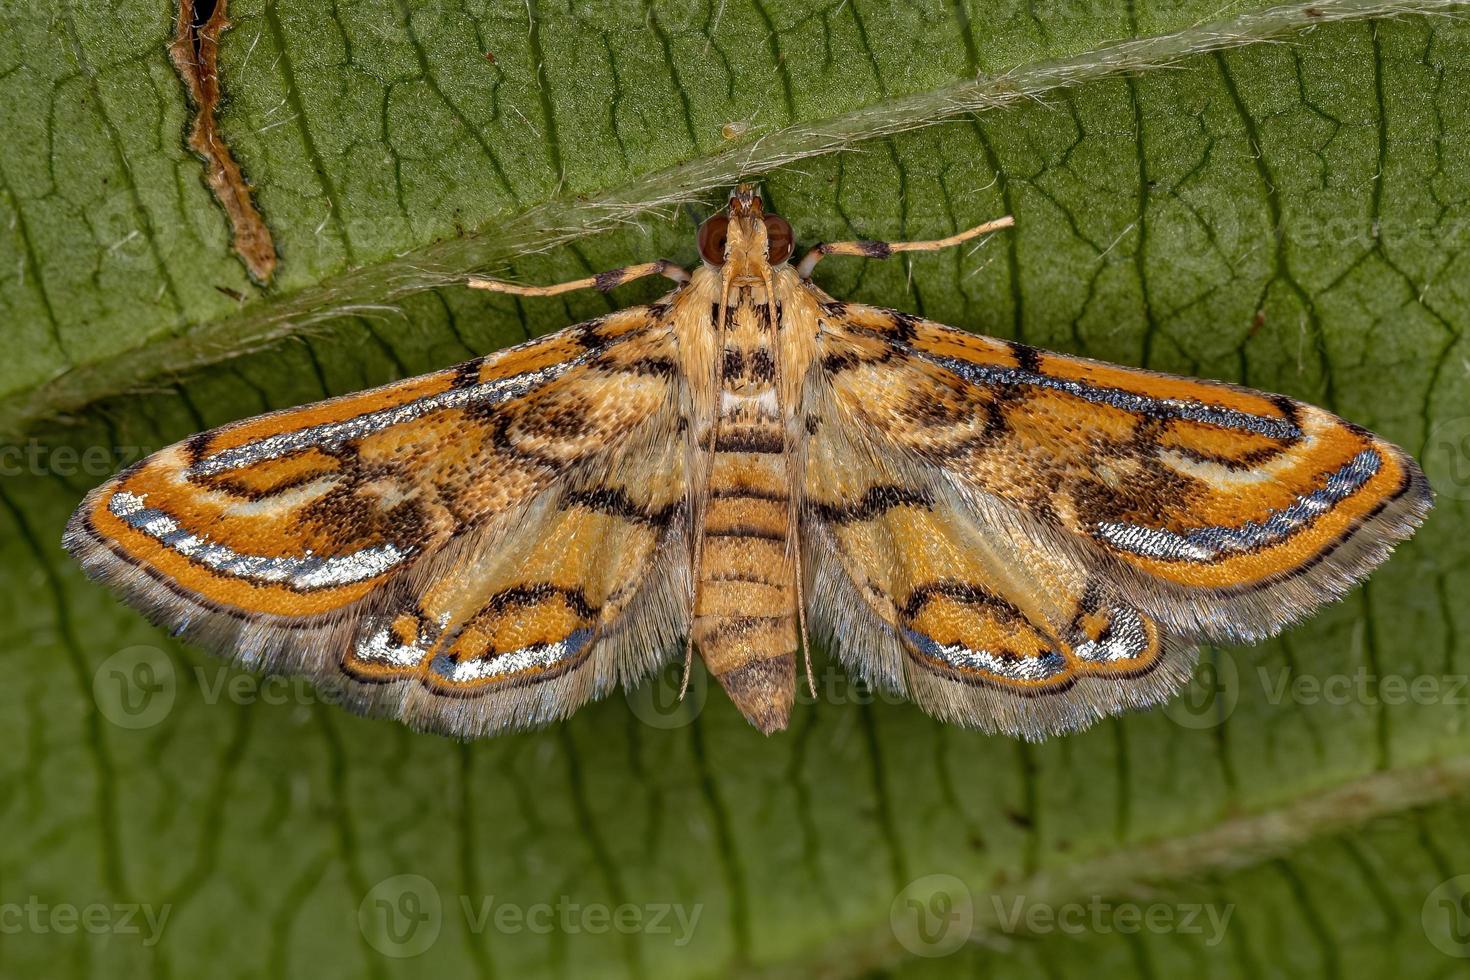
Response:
[[65, 186, 1432, 739]]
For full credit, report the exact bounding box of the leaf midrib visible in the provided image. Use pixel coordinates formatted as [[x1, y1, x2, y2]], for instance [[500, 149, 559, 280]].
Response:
[[767, 755, 1470, 978], [6, 0, 1460, 442]]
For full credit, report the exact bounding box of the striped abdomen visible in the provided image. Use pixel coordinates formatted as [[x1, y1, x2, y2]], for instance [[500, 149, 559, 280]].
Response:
[[693, 344, 797, 733]]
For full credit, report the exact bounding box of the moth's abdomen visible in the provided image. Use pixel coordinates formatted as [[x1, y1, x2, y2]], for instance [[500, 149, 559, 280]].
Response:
[[693, 407, 797, 733]]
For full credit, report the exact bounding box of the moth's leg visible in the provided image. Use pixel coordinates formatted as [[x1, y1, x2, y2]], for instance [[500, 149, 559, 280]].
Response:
[[795, 216, 1014, 279], [468, 259, 691, 297]]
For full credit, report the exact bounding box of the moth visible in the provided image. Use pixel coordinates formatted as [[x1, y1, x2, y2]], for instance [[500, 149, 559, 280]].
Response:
[[65, 185, 1432, 739]]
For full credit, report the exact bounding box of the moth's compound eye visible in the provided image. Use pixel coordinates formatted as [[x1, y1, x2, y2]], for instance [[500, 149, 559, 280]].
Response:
[[698, 215, 730, 265], [764, 214, 794, 264]]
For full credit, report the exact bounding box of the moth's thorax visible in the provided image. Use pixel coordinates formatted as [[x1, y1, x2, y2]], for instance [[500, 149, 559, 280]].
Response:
[[673, 265, 820, 421]]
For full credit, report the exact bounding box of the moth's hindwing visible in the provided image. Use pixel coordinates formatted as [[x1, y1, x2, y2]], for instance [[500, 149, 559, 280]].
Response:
[[804, 300, 1431, 737], [801, 382, 1186, 738], [65, 305, 691, 736]]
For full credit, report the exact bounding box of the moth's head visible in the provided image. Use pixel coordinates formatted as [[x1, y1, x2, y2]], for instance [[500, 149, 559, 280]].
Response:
[[697, 184, 794, 283]]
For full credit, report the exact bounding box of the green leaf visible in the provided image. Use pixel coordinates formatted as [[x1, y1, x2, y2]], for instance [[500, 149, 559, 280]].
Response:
[[3, 1, 1469, 977]]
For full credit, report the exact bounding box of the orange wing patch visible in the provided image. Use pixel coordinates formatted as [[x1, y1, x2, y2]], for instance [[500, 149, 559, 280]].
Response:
[[1095, 411, 1417, 588]]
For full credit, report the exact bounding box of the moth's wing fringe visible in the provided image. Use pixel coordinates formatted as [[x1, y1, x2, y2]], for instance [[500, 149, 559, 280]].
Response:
[[898, 634, 1198, 742]]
